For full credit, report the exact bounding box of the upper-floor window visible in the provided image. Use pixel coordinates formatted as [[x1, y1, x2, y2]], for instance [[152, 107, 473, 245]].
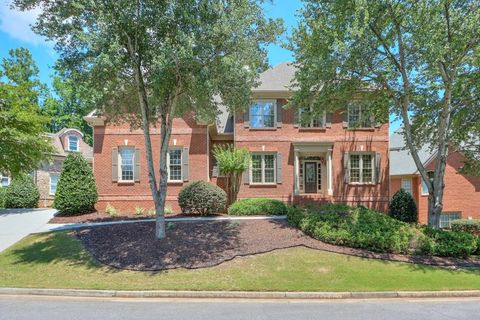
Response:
[[401, 178, 413, 195], [349, 153, 374, 184], [0, 174, 10, 187], [348, 103, 373, 128], [299, 108, 325, 128], [118, 147, 135, 182], [250, 101, 276, 129], [68, 135, 79, 151], [168, 149, 183, 182], [251, 153, 276, 184], [421, 171, 434, 195], [49, 174, 59, 195]]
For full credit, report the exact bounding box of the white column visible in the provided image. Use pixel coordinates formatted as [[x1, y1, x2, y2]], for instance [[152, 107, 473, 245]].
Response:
[[327, 148, 333, 195], [294, 149, 300, 195]]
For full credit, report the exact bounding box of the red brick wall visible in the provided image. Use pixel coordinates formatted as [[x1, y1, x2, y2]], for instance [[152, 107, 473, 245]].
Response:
[[93, 114, 209, 213], [391, 151, 480, 224], [235, 100, 390, 212]]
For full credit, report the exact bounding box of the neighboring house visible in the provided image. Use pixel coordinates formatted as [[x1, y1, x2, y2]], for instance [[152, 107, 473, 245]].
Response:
[[390, 128, 480, 227], [84, 62, 390, 213], [34, 128, 93, 207]]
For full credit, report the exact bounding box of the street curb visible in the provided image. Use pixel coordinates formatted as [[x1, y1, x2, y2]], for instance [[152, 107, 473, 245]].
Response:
[[1, 288, 480, 300]]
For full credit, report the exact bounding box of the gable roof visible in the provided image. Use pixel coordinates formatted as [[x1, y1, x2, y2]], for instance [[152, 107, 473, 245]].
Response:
[[389, 128, 435, 175], [253, 62, 296, 92], [47, 129, 93, 160]]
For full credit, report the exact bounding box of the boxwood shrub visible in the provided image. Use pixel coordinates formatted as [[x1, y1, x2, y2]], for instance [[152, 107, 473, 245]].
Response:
[[178, 181, 226, 215], [0, 187, 7, 208], [451, 219, 480, 236], [287, 203, 416, 254], [228, 198, 288, 216], [389, 189, 418, 223], [419, 227, 477, 258], [4, 174, 40, 208], [53, 153, 98, 215]]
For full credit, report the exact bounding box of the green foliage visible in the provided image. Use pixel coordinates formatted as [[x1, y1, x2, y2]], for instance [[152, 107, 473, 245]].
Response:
[[147, 208, 156, 217], [213, 145, 250, 206], [4, 174, 39, 208], [53, 153, 98, 215], [178, 181, 226, 215], [451, 219, 480, 237], [389, 189, 418, 223], [105, 203, 118, 217], [287, 204, 416, 254], [0, 48, 54, 175], [135, 207, 145, 216], [419, 227, 477, 258], [0, 187, 6, 208], [228, 198, 287, 216], [164, 205, 174, 215]]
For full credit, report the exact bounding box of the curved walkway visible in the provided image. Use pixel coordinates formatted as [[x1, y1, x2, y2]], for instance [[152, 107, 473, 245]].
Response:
[[0, 209, 57, 253]]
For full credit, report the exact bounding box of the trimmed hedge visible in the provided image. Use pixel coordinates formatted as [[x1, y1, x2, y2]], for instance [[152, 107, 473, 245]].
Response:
[[4, 174, 39, 208], [178, 181, 226, 215], [419, 227, 477, 258], [228, 198, 288, 216], [389, 189, 418, 223], [451, 219, 480, 236], [53, 153, 98, 215], [287, 204, 415, 254], [0, 187, 7, 208]]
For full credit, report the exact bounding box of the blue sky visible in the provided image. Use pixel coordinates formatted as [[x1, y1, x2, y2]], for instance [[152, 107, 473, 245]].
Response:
[[0, 0, 400, 132]]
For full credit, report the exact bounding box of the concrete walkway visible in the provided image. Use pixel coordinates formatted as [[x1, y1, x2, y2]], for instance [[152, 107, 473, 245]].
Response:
[[0, 209, 57, 253], [38, 215, 287, 233]]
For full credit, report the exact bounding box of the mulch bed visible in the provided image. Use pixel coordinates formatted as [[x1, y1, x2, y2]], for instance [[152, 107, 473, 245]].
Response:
[[50, 212, 224, 224], [73, 220, 480, 271]]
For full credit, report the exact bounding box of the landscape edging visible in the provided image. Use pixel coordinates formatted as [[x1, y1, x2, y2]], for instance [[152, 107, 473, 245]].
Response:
[[1, 288, 480, 300]]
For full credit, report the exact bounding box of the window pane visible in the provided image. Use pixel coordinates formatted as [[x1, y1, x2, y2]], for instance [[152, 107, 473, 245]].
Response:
[[348, 104, 361, 127], [401, 179, 412, 194], [120, 148, 135, 181], [350, 154, 360, 183], [250, 102, 275, 128], [362, 154, 373, 183], [50, 175, 58, 194], [1, 176, 9, 187], [439, 212, 460, 229], [251, 154, 262, 183], [69, 136, 78, 151], [169, 149, 182, 181]]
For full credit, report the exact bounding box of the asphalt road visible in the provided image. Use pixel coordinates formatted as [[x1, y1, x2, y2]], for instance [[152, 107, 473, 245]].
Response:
[[1, 296, 480, 320]]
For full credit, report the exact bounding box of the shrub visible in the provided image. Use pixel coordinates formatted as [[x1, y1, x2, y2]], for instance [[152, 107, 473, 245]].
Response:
[[451, 219, 480, 236], [228, 198, 288, 216], [178, 181, 226, 215], [287, 203, 415, 254], [164, 205, 174, 215], [53, 153, 98, 215], [0, 187, 7, 208], [4, 174, 39, 208], [389, 189, 418, 223], [135, 207, 145, 216], [420, 227, 477, 258], [105, 203, 118, 217], [147, 208, 156, 217]]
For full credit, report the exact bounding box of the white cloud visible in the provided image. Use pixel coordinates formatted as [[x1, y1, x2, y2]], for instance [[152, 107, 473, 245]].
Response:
[[0, 0, 50, 46]]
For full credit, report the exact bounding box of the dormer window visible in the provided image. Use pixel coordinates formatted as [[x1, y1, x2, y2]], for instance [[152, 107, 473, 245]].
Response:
[[68, 135, 79, 151]]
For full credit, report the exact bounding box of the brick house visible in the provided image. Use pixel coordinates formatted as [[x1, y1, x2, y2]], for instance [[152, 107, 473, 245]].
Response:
[[85, 62, 390, 213], [390, 128, 480, 227]]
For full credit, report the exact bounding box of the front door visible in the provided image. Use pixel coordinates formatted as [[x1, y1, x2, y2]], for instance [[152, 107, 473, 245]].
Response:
[[304, 162, 317, 193]]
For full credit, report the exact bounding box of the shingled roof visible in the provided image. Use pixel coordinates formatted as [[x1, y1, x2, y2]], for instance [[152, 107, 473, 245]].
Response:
[[389, 128, 434, 175]]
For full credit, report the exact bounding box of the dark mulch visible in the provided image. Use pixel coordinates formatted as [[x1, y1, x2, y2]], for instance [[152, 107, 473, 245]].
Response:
[[50, 211, 224, 224], [74, 220, 480, 271]]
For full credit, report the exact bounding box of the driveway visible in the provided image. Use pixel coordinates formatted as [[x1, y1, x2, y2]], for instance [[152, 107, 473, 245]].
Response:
[[0, 209, 57, 253]]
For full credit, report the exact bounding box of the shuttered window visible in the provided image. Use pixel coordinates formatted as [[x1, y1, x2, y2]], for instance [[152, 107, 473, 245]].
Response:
[[250, 153, 276, 184], [250, 101, 276, 128], [348, 153, 375, 184], [119, 147, 135, 182], [347, 103, 373, 128], [168, 149, 183, 182]]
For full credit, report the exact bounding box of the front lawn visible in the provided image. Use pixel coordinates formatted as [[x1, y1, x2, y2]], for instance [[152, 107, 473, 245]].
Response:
[[1, 231, 480, 292]]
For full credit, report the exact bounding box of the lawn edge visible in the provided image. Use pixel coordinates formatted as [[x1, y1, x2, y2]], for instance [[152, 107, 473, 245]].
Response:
[[1, 288, 480, 300]]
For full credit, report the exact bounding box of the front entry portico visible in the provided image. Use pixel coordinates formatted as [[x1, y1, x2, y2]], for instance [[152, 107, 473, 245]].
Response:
[[293, 142, 333, 196]]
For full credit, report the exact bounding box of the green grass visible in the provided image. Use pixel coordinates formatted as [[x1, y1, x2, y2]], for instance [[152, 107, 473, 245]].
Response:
[[1, 231, 480, 292]]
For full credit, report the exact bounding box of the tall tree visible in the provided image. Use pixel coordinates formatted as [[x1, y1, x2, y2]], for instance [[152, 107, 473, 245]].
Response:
[[14, 0, 283, 238], [290, 0, 479, 228], [0, 48, 53, 175]]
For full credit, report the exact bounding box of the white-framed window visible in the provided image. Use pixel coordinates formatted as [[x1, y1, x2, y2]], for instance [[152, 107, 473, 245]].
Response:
[[168, 149, 183, 182], [299, 108, 325, 128], [250, 100, 276, 129], [251, 153, 276, 184], [68, 135, 79, 151], [421, 171, 434, 195], [348, 103, 373, 128], [118, 147, 135, 182], [401, 178, 413, 195], [439, 212, 461, 229], [0, 174, 10, 187], [349, 153, 375, 184], [49, 174, 59, 195]]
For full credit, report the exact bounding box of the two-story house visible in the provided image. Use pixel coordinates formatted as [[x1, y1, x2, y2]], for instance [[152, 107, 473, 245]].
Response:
[[85, 62, 390, 213]]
